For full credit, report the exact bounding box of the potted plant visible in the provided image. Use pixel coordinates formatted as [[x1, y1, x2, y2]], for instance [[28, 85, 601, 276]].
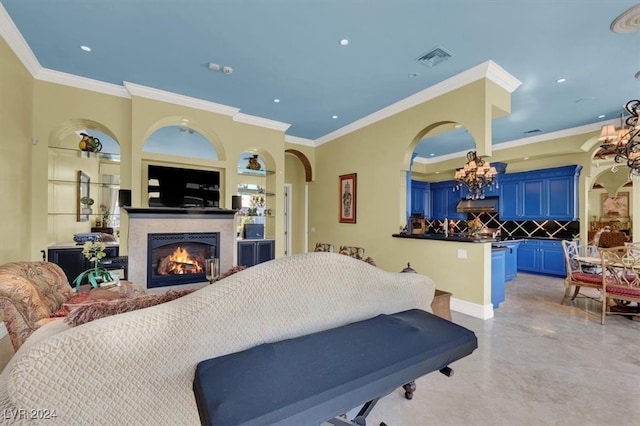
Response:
[[73, 241, 114, 290], [81, 196, 94, 215]]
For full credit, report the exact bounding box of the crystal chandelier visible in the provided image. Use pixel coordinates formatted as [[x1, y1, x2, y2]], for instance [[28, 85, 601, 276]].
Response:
[[454, 151, 498, 200], [598, 99, 640, 177]]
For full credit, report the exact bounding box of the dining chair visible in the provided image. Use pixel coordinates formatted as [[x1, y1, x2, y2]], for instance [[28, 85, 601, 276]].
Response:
[[598, 246, 640, 324], [560, 240, 603, 305]]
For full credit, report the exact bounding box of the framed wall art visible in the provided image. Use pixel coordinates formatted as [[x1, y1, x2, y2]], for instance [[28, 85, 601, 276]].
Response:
[[339, 173, 357, 223], [77, 170, 91, 222], [601, 192, 629, 219]]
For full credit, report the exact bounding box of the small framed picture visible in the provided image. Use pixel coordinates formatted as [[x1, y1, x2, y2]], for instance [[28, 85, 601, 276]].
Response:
[[339, 173, 357, 223]]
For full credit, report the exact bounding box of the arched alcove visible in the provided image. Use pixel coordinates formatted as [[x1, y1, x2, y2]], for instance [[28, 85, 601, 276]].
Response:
[[47, 119, 121, 244], [143, 125, 218, 160]]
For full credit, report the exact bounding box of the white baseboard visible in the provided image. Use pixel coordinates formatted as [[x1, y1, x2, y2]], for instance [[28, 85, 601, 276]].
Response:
[[0, 323, 7, 339], [450, 297, 494, 320]]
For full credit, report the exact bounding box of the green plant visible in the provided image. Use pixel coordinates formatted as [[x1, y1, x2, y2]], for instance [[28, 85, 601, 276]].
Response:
[[73, 241, 113, 290], [80, 196, 94, 207]]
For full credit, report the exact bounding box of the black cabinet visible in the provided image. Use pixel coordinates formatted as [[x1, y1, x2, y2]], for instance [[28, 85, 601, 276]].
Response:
[[237, 240, 275, 268], [48, 245, 119, 285]]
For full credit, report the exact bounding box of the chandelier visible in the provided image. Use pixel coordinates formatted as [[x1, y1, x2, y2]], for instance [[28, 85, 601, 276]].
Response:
[[598, 99, 640, 177], [454, 151, 498, 200]]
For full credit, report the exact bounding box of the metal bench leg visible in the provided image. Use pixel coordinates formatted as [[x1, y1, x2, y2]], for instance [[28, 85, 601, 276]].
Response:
[[402, 381, 416, 399]]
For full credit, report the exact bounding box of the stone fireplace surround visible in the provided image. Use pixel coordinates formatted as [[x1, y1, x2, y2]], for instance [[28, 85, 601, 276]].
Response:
[[125, 207, 236, 291]]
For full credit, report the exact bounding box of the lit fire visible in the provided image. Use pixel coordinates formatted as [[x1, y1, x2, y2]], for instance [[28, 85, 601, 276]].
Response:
[[157, 246, 203, 275]]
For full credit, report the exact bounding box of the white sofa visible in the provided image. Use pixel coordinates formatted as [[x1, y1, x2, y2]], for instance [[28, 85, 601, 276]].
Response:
[[0, 252, 435, 425]]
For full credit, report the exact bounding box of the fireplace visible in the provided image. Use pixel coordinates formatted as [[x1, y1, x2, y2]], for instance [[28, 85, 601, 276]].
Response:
[[147, 232, 219, 288]]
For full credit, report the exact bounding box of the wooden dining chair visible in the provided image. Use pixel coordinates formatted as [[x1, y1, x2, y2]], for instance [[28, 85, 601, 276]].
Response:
[[560, 240, 603, 305], [598, 246, 640, 324]]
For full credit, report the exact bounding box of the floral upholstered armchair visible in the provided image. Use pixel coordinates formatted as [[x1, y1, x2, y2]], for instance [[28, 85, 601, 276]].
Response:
[[0, 261, 74, 351]]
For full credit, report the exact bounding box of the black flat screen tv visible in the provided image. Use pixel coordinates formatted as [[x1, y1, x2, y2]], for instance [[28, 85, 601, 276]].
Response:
[[148, 165, 220, 208]]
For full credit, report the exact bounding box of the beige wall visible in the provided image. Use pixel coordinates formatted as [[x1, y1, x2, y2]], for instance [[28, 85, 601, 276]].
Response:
[[0, 37, 34, 261]]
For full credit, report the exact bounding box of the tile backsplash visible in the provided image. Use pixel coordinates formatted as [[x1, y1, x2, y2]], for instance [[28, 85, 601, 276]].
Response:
[[424, 212, 579, 239]]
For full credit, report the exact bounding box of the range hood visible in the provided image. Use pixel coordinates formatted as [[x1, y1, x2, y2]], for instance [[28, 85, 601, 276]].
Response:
[[456, 197, 499, 213]]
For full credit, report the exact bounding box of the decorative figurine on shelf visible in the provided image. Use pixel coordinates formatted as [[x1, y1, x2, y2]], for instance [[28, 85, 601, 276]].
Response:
[[245, 154, 261, 170], [73, 241, 114, 291], [78, 132, 102, 153], [99, 204, 110, 227]]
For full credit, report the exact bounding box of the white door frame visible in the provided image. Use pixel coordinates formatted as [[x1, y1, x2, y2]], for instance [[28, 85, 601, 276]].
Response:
[[284, 183, 292, 256]]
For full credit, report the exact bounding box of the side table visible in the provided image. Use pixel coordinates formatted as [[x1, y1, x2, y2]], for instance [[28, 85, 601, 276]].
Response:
[[431, 289, 452, 321]]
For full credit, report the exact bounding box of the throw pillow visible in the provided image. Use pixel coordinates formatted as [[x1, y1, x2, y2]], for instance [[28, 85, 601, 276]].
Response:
[[50, 291, 91, 317], [65, 289, 196, 326], [218, 265, 247, 281]]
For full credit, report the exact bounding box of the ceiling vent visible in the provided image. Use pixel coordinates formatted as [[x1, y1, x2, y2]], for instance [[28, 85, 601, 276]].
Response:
[[416, 46, 454, 68], [523, 129, 542, 134]]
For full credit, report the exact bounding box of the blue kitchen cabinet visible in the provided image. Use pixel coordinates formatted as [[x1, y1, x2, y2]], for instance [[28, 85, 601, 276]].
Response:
[[491, 248, 506, 309], [516, 239, 565, 277], [430, 180, 466, 220], [503, 241, 520, 281], [499, 165, 581, 221], [499, 180, 521, 219], [410, 180, 431, 218]]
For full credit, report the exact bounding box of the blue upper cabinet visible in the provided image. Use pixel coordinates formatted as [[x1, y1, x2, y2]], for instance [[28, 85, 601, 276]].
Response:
[[410, 180, 431, 218], [430, 180, 466, 220], [499, 165, 582, 221]]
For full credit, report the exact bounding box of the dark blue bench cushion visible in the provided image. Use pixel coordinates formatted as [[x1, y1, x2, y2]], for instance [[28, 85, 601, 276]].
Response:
[[193, 309, 477, 426]]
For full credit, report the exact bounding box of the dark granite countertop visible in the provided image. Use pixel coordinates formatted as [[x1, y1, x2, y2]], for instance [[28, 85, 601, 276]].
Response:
[[392, 233, 495, 243]]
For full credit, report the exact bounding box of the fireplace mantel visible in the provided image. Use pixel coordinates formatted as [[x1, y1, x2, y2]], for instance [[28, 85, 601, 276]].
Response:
[[126, 207, 236, 291], [124, 207, 236, 219]]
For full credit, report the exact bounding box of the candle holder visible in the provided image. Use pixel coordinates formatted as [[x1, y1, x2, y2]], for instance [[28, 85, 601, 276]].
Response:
[[205, 258, 220, 284]]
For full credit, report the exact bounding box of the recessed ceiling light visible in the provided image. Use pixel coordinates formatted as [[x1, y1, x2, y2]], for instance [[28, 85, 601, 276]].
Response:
[[556, 78, 566, 83], [454, 124, 462, 128], [80, 45, 91, 52], [598, 114, 606, 119], [523, 157, 530, 160], [339, 39, 349, 46], [435, 171, 440, 174], [273, 99, 280, 103], [430, 153, 435, 156], [332, 115, 338, 119]]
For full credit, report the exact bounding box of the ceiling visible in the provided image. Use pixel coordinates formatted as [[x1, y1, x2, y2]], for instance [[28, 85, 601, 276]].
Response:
[[2, 1, 639, 161]]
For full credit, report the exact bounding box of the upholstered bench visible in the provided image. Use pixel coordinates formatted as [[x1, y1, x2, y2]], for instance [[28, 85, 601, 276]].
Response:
[[193, 309, 477, 425]]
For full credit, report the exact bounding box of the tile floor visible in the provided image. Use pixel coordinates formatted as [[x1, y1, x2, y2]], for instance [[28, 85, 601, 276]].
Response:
[[0, 272, 638, 425], [368, 273, 640, 426]]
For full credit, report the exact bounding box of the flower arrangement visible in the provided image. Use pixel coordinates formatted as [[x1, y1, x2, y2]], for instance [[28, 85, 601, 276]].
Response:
[[73, 241, 113, 290], [99, 203, 110, 226], [467, 217, 483, 236]]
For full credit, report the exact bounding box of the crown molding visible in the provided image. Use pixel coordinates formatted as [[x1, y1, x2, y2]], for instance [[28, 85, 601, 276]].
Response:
[[38, 69, 130, 98], [483, 60, 522, 93], [285, 135, 315, 147], [233, 113, 290, 132], [314, 60, 522, 146], [0, 2, 41, 77], [123, 82, 239, 116], [417, 121, 604, 164]]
